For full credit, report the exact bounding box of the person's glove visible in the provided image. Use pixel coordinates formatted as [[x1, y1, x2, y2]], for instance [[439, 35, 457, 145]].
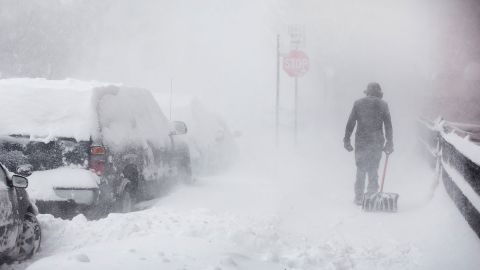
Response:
[[344, 140, 354, 152], [384, 141, 394, 155]]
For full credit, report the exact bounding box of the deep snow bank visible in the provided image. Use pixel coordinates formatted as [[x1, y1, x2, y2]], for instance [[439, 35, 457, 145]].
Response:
[[21, 202, 423, 270]]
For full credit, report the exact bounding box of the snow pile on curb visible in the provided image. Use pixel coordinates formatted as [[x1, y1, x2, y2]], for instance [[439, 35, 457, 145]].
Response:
[[20, 205, 420, 270]]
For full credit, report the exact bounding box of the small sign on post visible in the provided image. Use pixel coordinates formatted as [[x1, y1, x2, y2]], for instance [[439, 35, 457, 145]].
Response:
[[288, 25, 306, 49]]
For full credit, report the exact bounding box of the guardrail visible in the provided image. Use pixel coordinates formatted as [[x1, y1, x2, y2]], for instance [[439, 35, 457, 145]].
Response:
[[418, 118, 480, 238]]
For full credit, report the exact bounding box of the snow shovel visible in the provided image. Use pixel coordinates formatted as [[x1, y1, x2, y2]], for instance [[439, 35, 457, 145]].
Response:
[[362, 153, 399, 212]]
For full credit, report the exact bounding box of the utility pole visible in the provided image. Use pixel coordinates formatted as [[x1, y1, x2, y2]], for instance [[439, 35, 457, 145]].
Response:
[[294, 77, 298, 145], [169, 78, 173, 120], [276, 34, 280, 147]]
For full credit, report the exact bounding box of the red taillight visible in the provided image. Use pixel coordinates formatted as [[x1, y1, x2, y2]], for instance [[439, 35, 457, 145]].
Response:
[[90, 160, 105, 176], [90, 146, 106, 155]]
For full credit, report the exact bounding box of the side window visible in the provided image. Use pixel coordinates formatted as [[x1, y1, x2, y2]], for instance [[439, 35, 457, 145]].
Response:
[[0, 167, 7, 190]]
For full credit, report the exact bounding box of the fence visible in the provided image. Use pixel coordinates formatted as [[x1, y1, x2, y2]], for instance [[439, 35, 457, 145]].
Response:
[[418, 118, 480, 238]]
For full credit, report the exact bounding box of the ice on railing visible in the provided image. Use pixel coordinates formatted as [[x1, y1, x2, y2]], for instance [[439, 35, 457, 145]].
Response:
[[433, 118, 480, 166]]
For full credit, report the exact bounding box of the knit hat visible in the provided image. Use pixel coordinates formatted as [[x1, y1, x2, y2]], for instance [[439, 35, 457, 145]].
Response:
[[364, 82, 383, 98]]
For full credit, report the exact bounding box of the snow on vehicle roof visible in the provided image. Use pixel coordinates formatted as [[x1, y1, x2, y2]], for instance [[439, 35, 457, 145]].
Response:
[[96, 85, 170, 151], [0, 78, 112, 141], [0, 78, 171, 150]]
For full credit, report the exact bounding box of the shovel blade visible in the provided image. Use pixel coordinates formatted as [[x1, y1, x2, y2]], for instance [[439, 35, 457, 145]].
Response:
[[362, 192, 399, 212]]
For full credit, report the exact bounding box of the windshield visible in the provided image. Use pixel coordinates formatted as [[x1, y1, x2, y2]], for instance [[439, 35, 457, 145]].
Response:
[[0, 136, 90, 173]]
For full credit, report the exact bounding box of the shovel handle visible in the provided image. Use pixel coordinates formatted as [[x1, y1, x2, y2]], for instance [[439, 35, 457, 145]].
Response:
[[379, 153, 390, 192]]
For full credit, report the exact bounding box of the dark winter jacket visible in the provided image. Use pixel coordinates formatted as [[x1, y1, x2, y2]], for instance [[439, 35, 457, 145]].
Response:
[[344, 96, 393, 150]]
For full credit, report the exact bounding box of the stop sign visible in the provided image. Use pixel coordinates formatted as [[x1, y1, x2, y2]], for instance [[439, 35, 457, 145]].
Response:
[[283, 50, 309, 77]]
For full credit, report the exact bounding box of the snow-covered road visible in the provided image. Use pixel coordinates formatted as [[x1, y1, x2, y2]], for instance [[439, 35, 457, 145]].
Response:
[[6, 134, 480, 270]]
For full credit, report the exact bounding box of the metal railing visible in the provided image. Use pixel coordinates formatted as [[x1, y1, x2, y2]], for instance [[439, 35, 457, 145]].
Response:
[[418, 118, 480, 238]]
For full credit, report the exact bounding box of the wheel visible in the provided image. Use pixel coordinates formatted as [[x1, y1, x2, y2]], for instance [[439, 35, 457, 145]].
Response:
[[84, 204, 109, 220], [179, 162, 194, 184], [15, 212, 41, 261], [114, 188, 133, 213], [177, 150, 194, 184]]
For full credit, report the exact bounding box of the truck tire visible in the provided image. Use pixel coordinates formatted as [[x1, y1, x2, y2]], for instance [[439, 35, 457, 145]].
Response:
[[15, 212, 41, 261], [177, 149, 194, 184], [114, 187, 133, 213]]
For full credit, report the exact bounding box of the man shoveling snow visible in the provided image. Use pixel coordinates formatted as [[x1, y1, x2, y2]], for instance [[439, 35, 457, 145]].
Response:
[[343, 82, 394, 205]]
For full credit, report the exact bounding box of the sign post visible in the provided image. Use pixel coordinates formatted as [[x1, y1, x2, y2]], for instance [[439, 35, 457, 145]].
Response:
[[276, 35, 280, 147], [283, 49, 309, 144], [294, 77, 298, 144], [276, 25, 308, 146]]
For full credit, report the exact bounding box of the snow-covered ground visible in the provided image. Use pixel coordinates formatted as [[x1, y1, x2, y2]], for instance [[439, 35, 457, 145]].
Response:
[[4, 131, 480, 270]]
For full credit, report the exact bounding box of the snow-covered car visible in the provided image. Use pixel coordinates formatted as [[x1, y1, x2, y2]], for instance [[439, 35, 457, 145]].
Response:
[[0, 164, 41, 264], [0, 78, 192, 219]]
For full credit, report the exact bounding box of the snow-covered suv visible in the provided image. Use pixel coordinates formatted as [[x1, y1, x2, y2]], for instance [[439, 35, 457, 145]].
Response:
[[152, 93, 238, 175], [0, 164, 41, 264], [0, 78, 192, 219]]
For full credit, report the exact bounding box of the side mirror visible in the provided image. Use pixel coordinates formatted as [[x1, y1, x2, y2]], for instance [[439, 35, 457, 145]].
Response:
[[170, 121, 188, 135], [11, 175, 28, 188]]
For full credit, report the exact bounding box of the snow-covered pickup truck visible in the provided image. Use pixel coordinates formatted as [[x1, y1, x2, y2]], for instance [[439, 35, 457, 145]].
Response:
[[0, 78, 192, 219]]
